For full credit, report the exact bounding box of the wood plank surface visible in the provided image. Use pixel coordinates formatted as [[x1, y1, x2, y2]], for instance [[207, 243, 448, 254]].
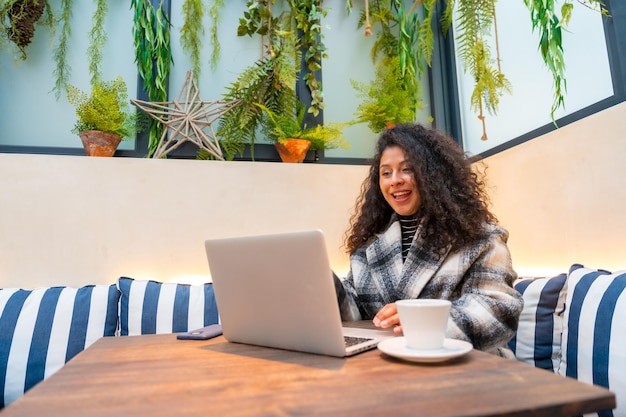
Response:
[[0, 325, 615, 417]]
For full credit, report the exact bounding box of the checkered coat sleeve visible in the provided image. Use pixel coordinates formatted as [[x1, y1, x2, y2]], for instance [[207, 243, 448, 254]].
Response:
[[336, 220, 523, 354]]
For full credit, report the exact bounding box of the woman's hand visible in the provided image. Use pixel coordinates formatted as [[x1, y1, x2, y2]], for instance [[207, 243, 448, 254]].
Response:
[[372, 303, 404, 335]]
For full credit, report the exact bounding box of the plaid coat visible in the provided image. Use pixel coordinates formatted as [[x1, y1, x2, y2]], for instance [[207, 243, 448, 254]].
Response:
[[337, 218, 523, 355]]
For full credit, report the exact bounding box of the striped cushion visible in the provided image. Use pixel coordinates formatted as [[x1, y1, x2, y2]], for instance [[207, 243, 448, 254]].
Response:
[[558, 264, 626, 417], [508, 274, 567, 372], [0, 284, 119, 408], [117, 277, 219, 336]]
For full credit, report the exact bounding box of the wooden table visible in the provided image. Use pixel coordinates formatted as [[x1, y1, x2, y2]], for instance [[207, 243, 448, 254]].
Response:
[[1, 324, 615, 417]]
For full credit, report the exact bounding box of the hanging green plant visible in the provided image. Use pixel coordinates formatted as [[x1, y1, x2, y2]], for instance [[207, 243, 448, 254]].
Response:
[[180, 0, 204, 81], [51, 0, 72, 99], [449, 0, 510, 140], [348, 0, 608, 138], [351, 55, 421, 133], [131, 0, 173, 157], [350, 0, 425, 131], [208, 0, 223, 70], [287, 0, 328, 116], [179, 0, 223, 80], [523, 0, 609, 121], [88, 0, 108, 85], [1, 0, 54, 59]]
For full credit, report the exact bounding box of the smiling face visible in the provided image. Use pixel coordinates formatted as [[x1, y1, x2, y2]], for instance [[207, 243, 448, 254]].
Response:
[[378, 146, 421, 216]]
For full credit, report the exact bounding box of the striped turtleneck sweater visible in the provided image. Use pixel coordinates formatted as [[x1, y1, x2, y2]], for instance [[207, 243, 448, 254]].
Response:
[[399, 214, 419, 261]]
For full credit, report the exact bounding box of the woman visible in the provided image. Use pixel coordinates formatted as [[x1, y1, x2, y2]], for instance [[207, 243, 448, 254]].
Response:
[[335, 123, 523, 356]]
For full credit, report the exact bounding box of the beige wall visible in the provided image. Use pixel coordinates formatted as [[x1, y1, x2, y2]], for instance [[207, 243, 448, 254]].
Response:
[[483, 102, 626, 276], [0, 155, 368, 288], [2, 102, 624, 288]]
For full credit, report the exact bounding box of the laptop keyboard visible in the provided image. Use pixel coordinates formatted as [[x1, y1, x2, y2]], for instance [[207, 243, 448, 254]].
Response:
[[344, 336, 374, 348]]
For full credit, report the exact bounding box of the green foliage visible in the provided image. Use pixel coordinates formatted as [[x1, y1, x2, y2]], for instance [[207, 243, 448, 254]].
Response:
[[88, 0, 107, 85], [51, 0, 71, 100], [66, 77, 145, 140], [0, 0, 54, 59], [255, 102, 351, 151], [208, 0, 223, 70], [351, 1, 424, 130], [351, 55, 420, 134], [131, 0, 172, 156], [454, 0, 510, 117], [236, 0, 327, 117], [287, 0, 327, 116], [217, 36, 299, 160], [522, 0, 607, 121], [180, 0, 204, 81]]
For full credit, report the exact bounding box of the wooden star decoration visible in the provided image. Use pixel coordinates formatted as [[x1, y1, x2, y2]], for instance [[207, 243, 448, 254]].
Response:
[[131, 70, 241, 160]]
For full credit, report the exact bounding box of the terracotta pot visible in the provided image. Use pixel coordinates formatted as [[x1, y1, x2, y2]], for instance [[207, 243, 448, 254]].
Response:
[[274, 138, 311, 162], [79, 130, 122, 157], [274, 138, 312, 163]]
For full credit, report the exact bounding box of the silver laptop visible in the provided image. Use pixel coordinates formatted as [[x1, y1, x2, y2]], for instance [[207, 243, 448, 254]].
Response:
[[204, 229, 392, 357]]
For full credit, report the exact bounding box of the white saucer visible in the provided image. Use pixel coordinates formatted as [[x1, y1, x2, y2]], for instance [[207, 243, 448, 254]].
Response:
[[377, 337, 473, 363]]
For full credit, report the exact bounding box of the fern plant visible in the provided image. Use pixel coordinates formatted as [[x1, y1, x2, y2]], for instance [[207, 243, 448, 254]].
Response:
[[255, 102, 351, 151], [217, 36, 300, 160], [66, 77, 145, 140], [450, 0, 511, 136], [351, 55, 421, 134]]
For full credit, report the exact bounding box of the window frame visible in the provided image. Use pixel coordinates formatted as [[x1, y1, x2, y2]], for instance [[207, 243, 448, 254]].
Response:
[[1, 1, 623, 163]]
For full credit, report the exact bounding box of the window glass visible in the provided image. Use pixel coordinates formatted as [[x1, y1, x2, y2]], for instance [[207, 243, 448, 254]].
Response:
[[454, 2, 613, 156]]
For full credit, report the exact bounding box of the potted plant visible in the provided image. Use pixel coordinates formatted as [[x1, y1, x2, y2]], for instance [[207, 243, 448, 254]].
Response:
[[255, 101, 351, 163], [66, 76, 145, 156]]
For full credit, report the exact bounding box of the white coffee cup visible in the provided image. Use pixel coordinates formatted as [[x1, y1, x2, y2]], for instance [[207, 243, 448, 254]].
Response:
[[395, 299, 452, 350]]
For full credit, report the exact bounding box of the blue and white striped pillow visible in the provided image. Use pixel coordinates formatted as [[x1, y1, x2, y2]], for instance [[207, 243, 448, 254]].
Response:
[[117, 277, 219, 336], [558, 264, 626, 417], [0, 284, 119, 408], [508, 274, 568, 372]]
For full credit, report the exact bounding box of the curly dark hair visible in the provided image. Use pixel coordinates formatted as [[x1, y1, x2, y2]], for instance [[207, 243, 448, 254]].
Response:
[[344, 123, 496, 255]]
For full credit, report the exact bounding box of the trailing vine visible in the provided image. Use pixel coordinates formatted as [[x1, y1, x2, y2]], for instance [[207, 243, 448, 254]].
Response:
[[208, 0, 223, 70], [287, 0, 327, 116], [88, 0, 107, 85], [131, 0, 172, 157], [350, 0, 425, 128], [180, 0, 204, 81], [523, 0, 609, 121], [448, 0, 510, 140], [51, 0, 71, 99], [1, 0, 53, 59], [179, 0, 222, 79]]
